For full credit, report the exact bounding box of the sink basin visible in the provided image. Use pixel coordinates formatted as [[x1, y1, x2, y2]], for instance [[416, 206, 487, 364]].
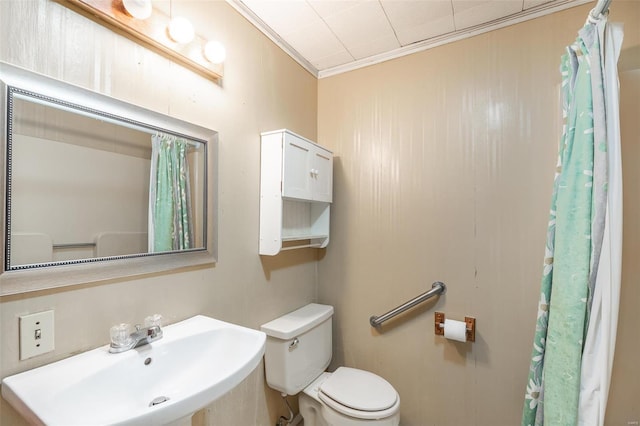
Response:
[[1, 315, 266, 426]]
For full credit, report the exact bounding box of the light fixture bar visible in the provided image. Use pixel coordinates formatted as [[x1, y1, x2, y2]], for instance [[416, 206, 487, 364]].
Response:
[[61, 0, 224, 83]]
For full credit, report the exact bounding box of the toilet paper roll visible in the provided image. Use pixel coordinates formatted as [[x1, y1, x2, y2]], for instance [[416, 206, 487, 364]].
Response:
[[444, 319, 467, 342]]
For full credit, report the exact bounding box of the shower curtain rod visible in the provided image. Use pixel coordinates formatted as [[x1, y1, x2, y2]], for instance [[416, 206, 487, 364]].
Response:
[[590, 0, 612, 19]]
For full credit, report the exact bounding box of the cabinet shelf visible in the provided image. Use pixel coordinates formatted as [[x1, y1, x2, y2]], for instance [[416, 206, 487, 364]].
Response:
[[281, 235, 329, 242], [259, 129, 333, 256]]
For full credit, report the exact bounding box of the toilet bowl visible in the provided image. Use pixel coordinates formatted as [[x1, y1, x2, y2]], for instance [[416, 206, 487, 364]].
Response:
[[300, 368, 400, 426], [261, 304, 400, 426]]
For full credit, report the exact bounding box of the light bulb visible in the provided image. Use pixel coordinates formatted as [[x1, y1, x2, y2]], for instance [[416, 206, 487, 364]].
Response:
[[168, 17, 194, 44], [123, 0, 152, 19], [204, 40, 226, 64]]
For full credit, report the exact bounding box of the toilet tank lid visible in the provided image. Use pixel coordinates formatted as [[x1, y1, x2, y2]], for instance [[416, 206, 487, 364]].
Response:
[[261, 303, 333, 340]]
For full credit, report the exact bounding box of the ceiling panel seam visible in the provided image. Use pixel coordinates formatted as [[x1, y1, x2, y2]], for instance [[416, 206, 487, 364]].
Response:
[[306, 0, 355, 62], [378, 0, 402, 47]]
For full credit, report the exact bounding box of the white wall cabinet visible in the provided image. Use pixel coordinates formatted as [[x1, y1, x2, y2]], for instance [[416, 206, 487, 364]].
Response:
[[282, 133, 333, 202], [260, 129, 333, 256]]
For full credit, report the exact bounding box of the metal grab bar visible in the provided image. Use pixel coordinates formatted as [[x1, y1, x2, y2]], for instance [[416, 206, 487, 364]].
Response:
[[369, 281, 446, 328]]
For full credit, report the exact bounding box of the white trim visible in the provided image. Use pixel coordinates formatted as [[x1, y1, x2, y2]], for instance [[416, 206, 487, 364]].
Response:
[[227, 0, 593, 79], [225, 0, 319, 78]]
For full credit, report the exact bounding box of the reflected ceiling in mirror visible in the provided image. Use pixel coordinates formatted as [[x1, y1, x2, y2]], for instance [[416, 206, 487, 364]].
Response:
[[0, 62, 217, 295]]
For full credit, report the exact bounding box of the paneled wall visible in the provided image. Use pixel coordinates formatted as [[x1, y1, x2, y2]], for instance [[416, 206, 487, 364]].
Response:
[[318, 2, 640, 425], [0, 1, 318, 424]]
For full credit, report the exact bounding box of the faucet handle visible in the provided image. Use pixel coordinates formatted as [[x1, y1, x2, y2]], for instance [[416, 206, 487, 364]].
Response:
[[110, 323, 133, 347], [144, 314, 163, 328]]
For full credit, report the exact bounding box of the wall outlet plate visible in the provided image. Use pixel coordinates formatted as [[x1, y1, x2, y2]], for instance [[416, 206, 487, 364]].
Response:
[[19, 310, 55, 360]]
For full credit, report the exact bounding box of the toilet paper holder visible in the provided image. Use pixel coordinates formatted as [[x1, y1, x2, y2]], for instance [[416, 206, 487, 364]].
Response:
[[434, 312, 476, 342]]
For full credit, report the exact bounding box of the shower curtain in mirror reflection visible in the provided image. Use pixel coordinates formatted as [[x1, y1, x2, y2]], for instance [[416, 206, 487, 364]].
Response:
[[522, 16, 623, 426], [148, 134, 194, 252]]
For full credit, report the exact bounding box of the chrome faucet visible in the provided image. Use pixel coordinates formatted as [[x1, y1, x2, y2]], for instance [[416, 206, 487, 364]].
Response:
[[109, 322, 163, 354]]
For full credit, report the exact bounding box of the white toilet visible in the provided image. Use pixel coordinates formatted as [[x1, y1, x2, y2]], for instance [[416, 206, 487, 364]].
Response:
[[261, 303, 400, 426]]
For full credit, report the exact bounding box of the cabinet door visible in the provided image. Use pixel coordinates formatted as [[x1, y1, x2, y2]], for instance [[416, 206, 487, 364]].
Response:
[[282, 133, 312, 200], [311, 149, 332, 202]]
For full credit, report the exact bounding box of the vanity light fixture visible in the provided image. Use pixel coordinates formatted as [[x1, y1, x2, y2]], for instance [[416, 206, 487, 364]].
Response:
[[62, 0, 224, 83]]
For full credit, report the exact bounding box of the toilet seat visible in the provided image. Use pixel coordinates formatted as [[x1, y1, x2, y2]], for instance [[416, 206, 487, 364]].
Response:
[[318, 367, 400, 420]]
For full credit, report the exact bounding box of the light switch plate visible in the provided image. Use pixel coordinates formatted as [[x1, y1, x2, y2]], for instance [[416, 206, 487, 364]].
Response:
[[19, 310, 54, 360]]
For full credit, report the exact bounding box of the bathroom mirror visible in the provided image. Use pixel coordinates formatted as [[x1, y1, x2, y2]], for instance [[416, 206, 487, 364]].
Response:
[[0, 62, 217, 295]]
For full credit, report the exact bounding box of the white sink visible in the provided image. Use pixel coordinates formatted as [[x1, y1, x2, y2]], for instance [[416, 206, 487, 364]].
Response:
[[1, 315, 266, 426]]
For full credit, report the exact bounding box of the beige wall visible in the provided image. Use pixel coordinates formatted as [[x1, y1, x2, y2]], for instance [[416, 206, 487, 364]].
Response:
[[317, 2, 639, 425], [0, 0, 318, 425], [12, 135, 150, 263]]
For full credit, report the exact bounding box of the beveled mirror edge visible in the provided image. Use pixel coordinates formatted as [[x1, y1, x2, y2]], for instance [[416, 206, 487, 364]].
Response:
[[0, 62, 218, 296], [1, 71, 8, 288]]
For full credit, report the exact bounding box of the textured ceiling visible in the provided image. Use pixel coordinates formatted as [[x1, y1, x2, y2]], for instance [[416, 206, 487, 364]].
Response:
[[227, 0, 593, 77]]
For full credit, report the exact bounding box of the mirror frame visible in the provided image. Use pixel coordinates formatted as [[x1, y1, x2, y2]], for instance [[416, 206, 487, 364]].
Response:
[[0, 62, 217, 296]]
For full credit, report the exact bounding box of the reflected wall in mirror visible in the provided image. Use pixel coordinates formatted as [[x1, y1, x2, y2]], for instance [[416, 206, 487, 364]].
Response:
[[0, 62, 217, 295]]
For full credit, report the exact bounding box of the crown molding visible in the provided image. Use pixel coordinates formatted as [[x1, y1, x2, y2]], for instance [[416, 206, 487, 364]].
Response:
[[225, 0, 318, 78]]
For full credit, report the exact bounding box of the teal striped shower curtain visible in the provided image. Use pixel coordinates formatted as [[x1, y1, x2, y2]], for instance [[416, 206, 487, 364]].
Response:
[[148, 133, 194, 253]]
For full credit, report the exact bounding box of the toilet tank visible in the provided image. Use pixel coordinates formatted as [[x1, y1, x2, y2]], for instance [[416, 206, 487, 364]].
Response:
[[261, 303, 333, 395]]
